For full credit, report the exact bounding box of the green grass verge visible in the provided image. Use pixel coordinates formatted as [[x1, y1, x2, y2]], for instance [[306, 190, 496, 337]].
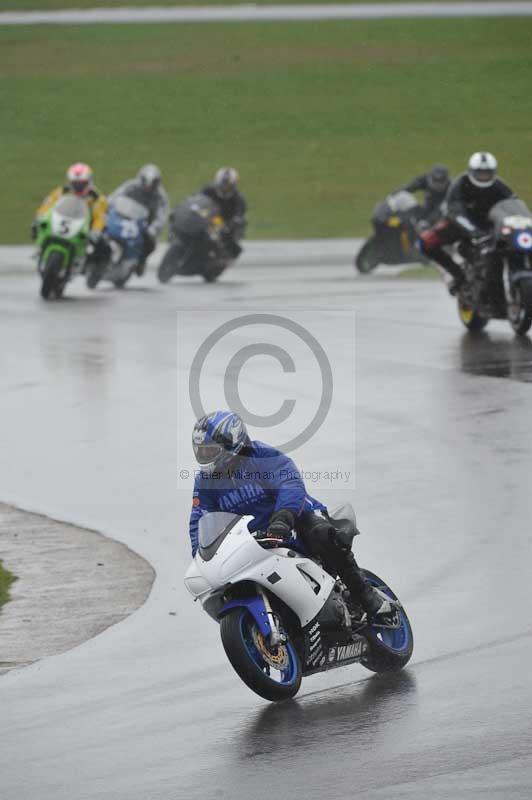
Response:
[[0, 560, 17, 610], [1, 18, 532, 241], [0, 0, 497, 9]]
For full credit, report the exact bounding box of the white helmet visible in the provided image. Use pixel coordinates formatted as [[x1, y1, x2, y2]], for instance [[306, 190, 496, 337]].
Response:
[[214, 167, 239, 199], [468, 152, 497, 188], [138, 164, 161, 192]]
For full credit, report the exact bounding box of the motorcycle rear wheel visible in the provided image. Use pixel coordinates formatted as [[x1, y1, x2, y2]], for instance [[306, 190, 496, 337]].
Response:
[[508, 280, 532, 336], [355, 237, 379, 274], [360, 569, 413, 673], [112, 270, 132, 290], [86, 262, 106, 290], [203, 261, 226, 283], [220, 607, 302, 702]]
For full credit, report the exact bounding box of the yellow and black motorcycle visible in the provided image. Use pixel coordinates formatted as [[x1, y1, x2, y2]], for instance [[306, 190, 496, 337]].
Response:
[[158, 193, 232, 284], [355, 191, 429, 274]]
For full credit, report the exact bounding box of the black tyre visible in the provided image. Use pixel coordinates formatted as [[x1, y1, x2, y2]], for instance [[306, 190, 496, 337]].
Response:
[[509, 280, 532, 336], [355, 237, 379, 274], [86, 262, 106, 290], [360, 570, 413, 673], [457, 297, 489, 332], [112, 272, 130, 290], [220, 607, 302, 702], [40, 251, 65, 300], [158, 242, 185, 284], [203, 261, 226, 283]]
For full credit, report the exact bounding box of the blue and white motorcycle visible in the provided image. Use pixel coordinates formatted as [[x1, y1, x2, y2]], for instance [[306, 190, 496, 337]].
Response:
[[87, 196, 149, 289], [185, 504, 413, 702]]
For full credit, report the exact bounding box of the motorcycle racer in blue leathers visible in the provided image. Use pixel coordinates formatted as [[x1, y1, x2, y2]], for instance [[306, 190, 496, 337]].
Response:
[[189, 410, 394, 619]]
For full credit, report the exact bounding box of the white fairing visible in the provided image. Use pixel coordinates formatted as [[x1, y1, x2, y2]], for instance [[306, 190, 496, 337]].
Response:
[[184, 516, 335, 627], [387, 191, 418, 213], [503, 216, 532, 231], [51, 210, 85, 239]]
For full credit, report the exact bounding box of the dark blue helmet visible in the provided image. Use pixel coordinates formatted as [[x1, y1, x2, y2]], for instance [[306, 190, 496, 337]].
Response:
[[192, 410, 248, 470], [427, 164, 450, 192]]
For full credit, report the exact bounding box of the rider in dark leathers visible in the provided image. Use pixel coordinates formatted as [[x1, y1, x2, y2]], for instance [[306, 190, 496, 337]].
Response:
[[109, 164, 169, 274], [397, 164, 451, 225], [201, 168, 247, 258], [419, 152, 515, 293], [189, 410, 395, 620]]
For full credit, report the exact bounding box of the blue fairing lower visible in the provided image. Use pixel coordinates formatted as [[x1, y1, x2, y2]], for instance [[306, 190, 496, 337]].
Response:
[[219, 596, 272, 638]]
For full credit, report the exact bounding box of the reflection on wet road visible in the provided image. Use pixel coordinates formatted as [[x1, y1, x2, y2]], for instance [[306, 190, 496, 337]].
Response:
[[1, 264, 531, 799], [459, 331, 532, 382]]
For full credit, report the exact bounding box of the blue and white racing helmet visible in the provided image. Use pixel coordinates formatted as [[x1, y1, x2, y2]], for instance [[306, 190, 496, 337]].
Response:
[[192, 410, 248, 470]]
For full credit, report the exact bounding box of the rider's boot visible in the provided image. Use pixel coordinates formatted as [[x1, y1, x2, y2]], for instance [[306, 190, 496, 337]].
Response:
[[448, 275, 465, 296], [430, 247, 465, 295], [359, 583, 397, 619], [297, 514, 398, 623], [335, 550, 397, 621]]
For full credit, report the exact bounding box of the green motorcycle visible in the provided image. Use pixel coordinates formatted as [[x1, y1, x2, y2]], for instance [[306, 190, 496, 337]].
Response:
[[35, 195, 91, 299]]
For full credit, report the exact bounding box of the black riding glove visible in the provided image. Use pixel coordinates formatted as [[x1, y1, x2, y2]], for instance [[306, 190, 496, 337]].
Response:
[[267, 509, 295, 540]]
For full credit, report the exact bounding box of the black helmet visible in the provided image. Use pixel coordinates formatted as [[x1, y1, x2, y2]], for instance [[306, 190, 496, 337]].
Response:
[[427, 164, 450, 192]]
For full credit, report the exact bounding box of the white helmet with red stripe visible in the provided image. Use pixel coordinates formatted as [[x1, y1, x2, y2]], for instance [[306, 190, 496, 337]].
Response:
[[66, 162, 93, 197]]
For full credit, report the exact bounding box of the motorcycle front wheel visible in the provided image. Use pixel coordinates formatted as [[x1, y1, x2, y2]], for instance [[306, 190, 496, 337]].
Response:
[[158, 241, 187, 283], [40, 251, 66, 300], [355, 237, 379, 274], [508, 280, 532, 336], [457, 296, 489, 332], [360, 569, 413, 673], [220, 607, 302, 702]]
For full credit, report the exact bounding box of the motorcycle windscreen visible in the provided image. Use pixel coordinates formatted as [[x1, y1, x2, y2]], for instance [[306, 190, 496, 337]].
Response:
[[386, 191, 419, 214], [54, 195, 87, 220], [171, 193, 219, 236], [489, 198, 532, 234], [198, 511, 241, 560], [112, 195, 149, 221], [328, 502, 359, 545]]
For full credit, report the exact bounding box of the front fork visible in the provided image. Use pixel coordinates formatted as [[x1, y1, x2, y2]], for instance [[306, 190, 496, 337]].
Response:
[[257, 585, 285, 647], [219, 587, 286, 647]]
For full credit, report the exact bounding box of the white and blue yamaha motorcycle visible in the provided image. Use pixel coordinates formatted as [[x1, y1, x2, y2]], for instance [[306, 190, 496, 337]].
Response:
[[184, 504, 413, 702]]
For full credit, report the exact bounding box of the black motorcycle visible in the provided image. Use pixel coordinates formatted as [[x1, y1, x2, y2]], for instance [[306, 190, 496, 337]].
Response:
[[455, 198, 532, 336], [157, 193, 234, 284], [355, 191, 430, 274]]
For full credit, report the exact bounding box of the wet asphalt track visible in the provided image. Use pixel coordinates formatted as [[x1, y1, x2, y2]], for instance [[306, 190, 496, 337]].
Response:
[[1, 259, 532, 799]]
